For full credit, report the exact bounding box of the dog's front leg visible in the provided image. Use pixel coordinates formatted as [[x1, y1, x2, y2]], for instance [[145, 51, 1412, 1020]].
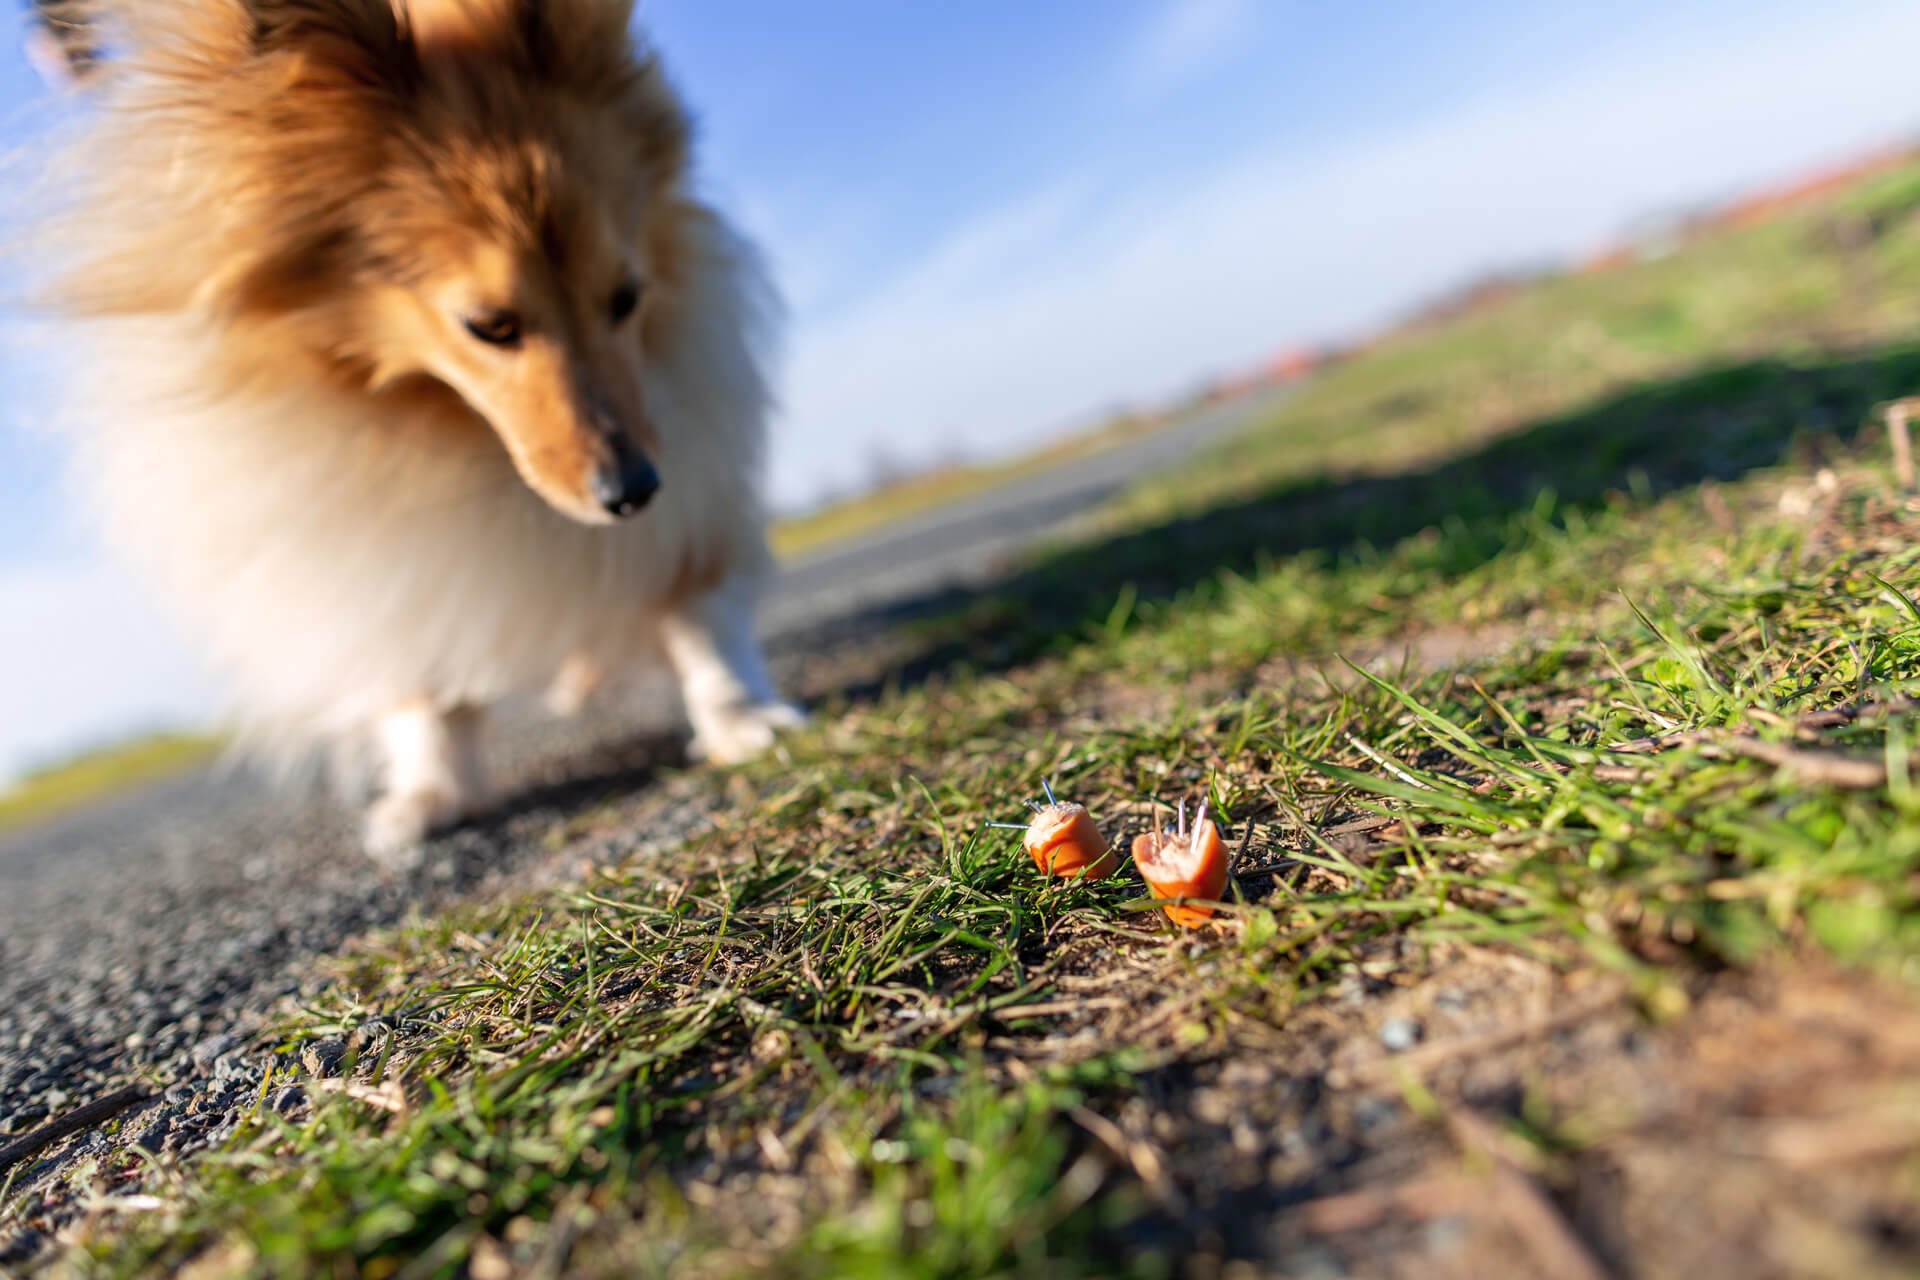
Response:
[[544, 651, 607, 717], [363, 698, 491, 863], [660, 574, 806, 764]]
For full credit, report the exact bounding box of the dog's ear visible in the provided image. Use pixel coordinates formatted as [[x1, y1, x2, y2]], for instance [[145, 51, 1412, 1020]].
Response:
[[512, 0, 636, 76], [403, 0, 635, 83], [510, 0, 688, 177], [242, 0, 418, 91]]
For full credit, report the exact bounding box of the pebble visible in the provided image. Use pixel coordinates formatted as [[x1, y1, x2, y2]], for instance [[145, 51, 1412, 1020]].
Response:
[[1353, 1095, 1399, 1132], [1424, 1215, 1470, 1255], [131, 1119, 170, 1155], [0, 1230, 46, 1266], [301, 1039, 347, 1078], [189, 1032, 244, 1074], [1379, 1017, 1423, 1053], [214, 1055, 256, 1084]]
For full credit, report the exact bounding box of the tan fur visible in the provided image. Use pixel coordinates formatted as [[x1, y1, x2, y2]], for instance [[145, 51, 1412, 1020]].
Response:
[[26, 0, 794, 809]]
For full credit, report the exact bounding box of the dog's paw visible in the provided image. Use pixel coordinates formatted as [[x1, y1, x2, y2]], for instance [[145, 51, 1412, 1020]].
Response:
[[689, 701, 808, 765], [362, 787, 470, 867], [543, 654, 605, 718]]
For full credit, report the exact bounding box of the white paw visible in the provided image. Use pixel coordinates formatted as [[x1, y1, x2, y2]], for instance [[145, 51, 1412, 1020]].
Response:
[[543, 655, 605, 718], [362, 788, 469, 866], [689, 701, 808, 765]]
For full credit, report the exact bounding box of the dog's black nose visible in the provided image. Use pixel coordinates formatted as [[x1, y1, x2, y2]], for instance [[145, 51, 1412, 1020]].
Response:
[[592, 450, 660, 518]]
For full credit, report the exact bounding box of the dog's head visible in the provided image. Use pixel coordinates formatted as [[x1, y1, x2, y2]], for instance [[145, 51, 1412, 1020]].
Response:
[[100, 0, 694, 525]]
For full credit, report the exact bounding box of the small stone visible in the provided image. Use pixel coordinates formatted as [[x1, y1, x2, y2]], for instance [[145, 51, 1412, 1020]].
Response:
[[214, 1055, 255, 1083], [0, 1229, 47, 1266], [301, 1039, 346, 1078], [1424, 1215, 1470, 1255], [270, 1085, 307, 1115], [1190, 1088, 1234, 1126], [1353, 1095, 1399, 1132], [1379, 1017, 1423, 1053], [189, 1032, 243, 1074], [469, 1236, 515, 1280], [132, 1122, 168, 1154], [1218, 1060, 1277, 1089]]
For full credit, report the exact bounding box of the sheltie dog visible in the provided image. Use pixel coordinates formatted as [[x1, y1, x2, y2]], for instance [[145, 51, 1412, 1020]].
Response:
[[24, 0, 804, 858]]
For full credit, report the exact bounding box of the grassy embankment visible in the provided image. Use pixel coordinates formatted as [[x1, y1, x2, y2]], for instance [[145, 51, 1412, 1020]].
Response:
[[28, 162, 1920, 1276], [0, 733, 219, 834]]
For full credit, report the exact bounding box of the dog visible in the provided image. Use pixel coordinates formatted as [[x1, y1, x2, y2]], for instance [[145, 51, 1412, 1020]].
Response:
[[25, 0, 804, 858]]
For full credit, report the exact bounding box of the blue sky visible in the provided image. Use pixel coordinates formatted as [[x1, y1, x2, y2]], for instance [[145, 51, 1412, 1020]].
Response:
[[4, 0, 1920, 778]]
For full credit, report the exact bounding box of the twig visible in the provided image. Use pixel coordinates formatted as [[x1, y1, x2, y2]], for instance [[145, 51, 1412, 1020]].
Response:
[[311, 1079, 408, 1114], [1067, 1106, 1187, 1213], [1610, 727, 1720, 754], [1113, 996, 1200, 1044], [1602, 698, 1918, 789], [1293, 1174, 1482, 1232], [1756, 1112, 1920, 1169], [1322, 813, 1403, 838], [82, 1194, 172, 1214], [1609, 697, 1914, 755], [1888, 397, 1919, 493], [1710, 736, 1888, 789], [0, 1084, 150, 1174], [990, 996, 1128, 1020], [529, 1186, 591, 1280], [1790, 698, 1916, 730], [1444, 1105, 1615, 1280]]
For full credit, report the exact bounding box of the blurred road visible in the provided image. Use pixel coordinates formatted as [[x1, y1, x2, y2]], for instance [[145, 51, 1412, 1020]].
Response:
[[766, 386, 1289, 634], [0, 385, 1284, 1137]]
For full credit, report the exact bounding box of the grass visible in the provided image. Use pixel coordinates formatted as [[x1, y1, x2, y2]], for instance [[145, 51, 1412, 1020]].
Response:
[[0, 731, 219, 835], [27, 160, 1920, 1276]]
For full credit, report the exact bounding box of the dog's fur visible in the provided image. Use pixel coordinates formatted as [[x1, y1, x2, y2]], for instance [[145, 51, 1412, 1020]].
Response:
[[29, 0, 802, 856]]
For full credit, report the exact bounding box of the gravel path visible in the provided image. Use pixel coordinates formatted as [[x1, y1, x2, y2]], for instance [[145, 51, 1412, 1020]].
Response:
[[0, 393, 1277, 1246]]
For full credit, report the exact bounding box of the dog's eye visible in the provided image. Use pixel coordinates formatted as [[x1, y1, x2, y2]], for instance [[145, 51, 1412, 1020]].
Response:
[[609, 280, 642, 325], [463, 310, 523, 347]]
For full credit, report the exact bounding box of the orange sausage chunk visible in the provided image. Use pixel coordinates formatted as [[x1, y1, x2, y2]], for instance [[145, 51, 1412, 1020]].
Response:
[[1132, 799, 1229, 927], [1025, 804, 1116, 880]]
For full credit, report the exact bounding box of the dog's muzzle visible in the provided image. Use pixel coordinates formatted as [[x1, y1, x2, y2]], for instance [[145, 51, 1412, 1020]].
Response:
[[591, 442, 661, 518]]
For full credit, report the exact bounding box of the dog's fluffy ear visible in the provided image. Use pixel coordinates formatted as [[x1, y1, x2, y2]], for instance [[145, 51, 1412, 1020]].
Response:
[[242, 0, 418, 90], [404, 0, 637, 80], [512, 0, 638, 74]]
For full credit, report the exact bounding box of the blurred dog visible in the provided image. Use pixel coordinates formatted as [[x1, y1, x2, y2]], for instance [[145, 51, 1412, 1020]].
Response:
[[29, 0, 803, 857]]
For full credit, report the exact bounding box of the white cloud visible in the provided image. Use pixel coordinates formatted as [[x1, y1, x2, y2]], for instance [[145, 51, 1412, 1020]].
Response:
[[768, 0, 1920, 509], [1123, 0, 1261, 99], [0, 557, 214, 783]]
